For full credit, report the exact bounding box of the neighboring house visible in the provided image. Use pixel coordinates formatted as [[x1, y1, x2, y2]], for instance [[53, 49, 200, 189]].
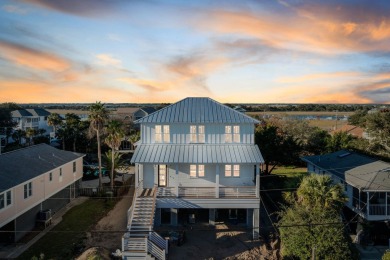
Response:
[[0, 144, 84, 243], [302, 150, 390, 222], [11, 108, 52, 134], [331, 124, 370, 139], [122, 97, 264, 259], [233, 105, 247, 113], [115, 107, 157, 122]]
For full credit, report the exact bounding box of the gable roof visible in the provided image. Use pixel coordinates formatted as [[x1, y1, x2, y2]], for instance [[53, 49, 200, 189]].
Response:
[[0, 144, 84, 191], [116, 107, 141, 114], [302, 150, 390, 191], [140, 107, 157, 114], [12, 108, 51, 117], [135, 97, 259, 124]]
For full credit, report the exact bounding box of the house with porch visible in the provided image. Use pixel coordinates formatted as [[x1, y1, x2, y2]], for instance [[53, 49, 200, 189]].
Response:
[[11, 108, 52, 133], [302, 150, 390, 222], [122, 97, 264, 259], [0, 144, 84, 243]]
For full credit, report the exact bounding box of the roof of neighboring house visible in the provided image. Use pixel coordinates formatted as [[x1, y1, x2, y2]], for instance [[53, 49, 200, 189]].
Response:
[[302, 150, 390, 191], [331, 124, 364, 138], [135, 97, 259, 124], [12, 108, 51, 117], [131, 144, 264, 164], [116, 107, 141, 114], [140, 107, 157, 114], [0, 144, 84, 191]]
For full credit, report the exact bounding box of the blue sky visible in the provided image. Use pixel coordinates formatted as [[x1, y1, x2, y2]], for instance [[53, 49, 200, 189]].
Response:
[[0, 0, 390, 103]]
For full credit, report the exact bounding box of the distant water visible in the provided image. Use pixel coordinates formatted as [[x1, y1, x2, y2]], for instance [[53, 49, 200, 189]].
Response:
[[263, 115, 349, 120]]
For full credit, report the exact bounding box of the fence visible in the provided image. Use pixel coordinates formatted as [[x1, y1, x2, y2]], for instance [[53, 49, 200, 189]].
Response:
[[79, 175, 134, 198]]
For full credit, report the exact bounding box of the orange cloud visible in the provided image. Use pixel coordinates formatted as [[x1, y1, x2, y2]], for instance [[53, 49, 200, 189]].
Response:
[[0, 40, 70, 72], [277, 71, 360, 84]]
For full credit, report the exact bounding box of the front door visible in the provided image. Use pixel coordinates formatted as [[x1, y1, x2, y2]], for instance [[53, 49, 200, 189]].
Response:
[[158, 165, 167, 187]]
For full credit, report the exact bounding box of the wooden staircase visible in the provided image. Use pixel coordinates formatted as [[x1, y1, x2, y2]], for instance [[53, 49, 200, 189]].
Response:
[[122, 185, 168, 260]]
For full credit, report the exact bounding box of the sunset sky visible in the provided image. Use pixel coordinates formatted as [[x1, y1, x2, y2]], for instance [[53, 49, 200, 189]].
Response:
[[0, 0, 390, 104]]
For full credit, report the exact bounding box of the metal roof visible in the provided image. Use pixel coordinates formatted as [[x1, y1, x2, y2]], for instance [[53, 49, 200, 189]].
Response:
[[11, 108, 50, 117], [302, 150, 390, 191], [131, 144, 264, 164], [135, 97, 259, 124], [0, 144, 84, 191]]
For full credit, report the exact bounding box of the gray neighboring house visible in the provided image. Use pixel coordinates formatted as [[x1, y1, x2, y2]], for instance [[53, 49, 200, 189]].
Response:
[[302, 150, 390, 222], [12, 108, 53, 134], [122, 97, 264, 259], [0, 144, 84, 243]]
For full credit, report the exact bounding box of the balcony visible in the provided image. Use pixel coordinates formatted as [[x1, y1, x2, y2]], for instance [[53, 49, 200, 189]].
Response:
[[157, 186, 257, 199]]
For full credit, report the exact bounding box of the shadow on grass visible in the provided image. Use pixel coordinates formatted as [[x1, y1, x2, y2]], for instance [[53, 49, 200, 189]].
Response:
[[19, 198, 116, 260]]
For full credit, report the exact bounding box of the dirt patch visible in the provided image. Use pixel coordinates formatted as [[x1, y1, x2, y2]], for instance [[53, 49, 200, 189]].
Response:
[[76, 247, 111, 260], [83, 176, 135, 254], [167, 223, 279, 260]]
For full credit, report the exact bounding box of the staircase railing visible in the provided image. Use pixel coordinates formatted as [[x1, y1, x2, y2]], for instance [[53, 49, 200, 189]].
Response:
[[147, 232, 167, 260], [127, 180, 143, 230]]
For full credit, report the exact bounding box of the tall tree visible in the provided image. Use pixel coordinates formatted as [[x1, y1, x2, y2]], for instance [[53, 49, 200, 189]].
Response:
[[89, 102, 109, 188], [279, 174, 353, 259], [105, 120, 125, 189], [326, 131, 355, 153], [365, 110, 390, 153], [47, 113, 62, 137], [25, 128, 36, 146]]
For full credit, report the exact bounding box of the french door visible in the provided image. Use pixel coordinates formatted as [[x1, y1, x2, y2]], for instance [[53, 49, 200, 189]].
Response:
[[158, 165, 167, 187]]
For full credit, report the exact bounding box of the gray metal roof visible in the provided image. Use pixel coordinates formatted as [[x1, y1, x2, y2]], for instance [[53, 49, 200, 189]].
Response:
[[12, 108, 51, 117], [0, 144, 84, 191], [131, 144, 264, 164], [302, 150, 390, 191], [135, 97, 259, 124]]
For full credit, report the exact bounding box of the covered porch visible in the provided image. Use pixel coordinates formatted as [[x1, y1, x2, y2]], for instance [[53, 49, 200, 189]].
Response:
[[351, 188, 390, 221], [157, 186, 257, 198]]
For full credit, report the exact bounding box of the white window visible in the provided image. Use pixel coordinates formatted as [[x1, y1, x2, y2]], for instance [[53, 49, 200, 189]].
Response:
[[163, 125, 170, 143], [24, 182, 32, 199], [190, 164, 205, 178], [155, 125, 170, 143], [233, 126, 240, 143], [0, 190, 11, 209], [155, 125, 162, 143], [190, 125, 205, 143], [225, 126, 232, 143], [225, 165, 240, 177]]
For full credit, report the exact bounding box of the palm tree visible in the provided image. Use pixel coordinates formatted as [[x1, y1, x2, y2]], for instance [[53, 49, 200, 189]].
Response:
[[25, 128, 36, 146], [297, 174, 347, 211], [105, 120, 125, 189], [103, 150, 126, 182], [89, 101, 109, 188], [47, 113, 62, 138]]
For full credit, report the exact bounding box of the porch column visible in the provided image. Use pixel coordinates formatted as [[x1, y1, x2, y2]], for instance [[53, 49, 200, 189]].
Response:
[[135, 164, 139, 188], [367, 191, 370, 216], [171, 208, 178, 226], [253, 208, 260, 240], [256, 164, 260, 198], [209, 209, 216, 226], [216, 165, 220, 198], [175, 164, 179, 198]]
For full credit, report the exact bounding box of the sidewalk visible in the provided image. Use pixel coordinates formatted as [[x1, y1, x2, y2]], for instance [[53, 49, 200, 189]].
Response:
[[0, 196, 89, 259]]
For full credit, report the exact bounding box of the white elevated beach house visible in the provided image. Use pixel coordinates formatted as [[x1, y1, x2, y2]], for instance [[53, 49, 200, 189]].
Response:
[[122, 97, 264, 259]]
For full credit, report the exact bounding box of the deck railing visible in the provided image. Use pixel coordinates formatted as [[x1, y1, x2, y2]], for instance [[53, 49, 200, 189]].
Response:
[[369, 204, 387, 216], [157, 186, 257, 198]]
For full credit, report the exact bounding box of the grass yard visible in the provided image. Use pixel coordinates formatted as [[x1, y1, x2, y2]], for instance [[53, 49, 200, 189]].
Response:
[[19, 198, 116, 260], [261, 166, 308, 192]]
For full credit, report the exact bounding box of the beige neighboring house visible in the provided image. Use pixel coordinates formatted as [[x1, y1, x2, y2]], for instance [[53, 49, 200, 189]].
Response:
[[115, 107, 157, 122], [0, 144, 84, 243]]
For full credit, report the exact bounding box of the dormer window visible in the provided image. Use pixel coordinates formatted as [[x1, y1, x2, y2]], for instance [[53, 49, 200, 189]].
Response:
[[190, 125, 205, 143], [155, 125, 170, 143], [225, 125, 240, 143]]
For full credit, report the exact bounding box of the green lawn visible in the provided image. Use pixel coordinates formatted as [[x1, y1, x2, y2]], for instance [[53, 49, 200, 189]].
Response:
[[262, 166, 308, 191], [20, 198, 116, 260]]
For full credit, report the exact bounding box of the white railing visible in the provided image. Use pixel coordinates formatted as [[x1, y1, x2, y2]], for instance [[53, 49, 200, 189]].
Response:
[[147, 238, 166, 260], [157, 186, 258, 199], [369, 204, 387, 216], [219, 186, 256, 198], [127, 180, 143, 229], [179, 187, 215, 197], [157, 187, 176, 197]]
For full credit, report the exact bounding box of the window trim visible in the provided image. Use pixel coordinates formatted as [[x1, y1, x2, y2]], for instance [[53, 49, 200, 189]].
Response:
[[190, 125, 205, 143], [189, 164, 205, 178], [225, 164, 240, 177], [24, 182, 33, 199], [225, 125, 240, 143], [155, 125, 170, 143]]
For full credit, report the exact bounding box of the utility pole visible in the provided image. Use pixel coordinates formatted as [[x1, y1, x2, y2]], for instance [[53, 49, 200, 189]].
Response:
[[312, 246, 316, 260]]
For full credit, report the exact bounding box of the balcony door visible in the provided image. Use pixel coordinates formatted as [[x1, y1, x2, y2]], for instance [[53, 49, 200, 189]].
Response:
[[158, 165, 167, 187]]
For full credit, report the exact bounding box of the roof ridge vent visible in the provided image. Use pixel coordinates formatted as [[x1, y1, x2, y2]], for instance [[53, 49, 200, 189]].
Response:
[[338, 152, 351, 158]]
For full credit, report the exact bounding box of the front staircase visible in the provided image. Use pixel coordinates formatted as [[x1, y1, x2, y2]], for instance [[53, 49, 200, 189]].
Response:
[[122, 184, 168, 260]]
